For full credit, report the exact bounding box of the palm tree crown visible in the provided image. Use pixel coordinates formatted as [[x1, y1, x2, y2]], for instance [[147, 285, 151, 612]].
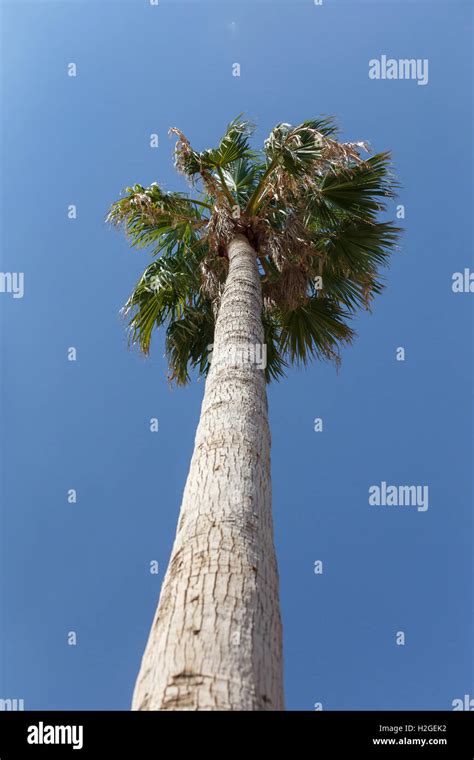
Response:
[[107, 116, 400, 383]]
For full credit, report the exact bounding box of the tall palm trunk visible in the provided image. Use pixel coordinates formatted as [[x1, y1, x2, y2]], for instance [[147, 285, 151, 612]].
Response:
[[132, 234, 284, 711]]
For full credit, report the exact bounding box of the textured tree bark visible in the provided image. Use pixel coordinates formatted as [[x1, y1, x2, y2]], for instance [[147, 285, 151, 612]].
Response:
[[132, 234, 284, 711]]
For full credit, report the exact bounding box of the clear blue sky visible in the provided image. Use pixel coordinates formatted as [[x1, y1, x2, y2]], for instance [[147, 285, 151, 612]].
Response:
[[1, 0, 472, 710]]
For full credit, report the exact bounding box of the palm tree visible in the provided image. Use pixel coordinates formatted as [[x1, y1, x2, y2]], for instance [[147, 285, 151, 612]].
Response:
[[107, 117, 400, 711]]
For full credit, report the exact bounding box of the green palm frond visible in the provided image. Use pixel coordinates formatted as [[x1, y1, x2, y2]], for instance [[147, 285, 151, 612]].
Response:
[[107, 183, 207, 254], [262, 309, 288, 382], [310, 219, 401, 310], [299, 117, 339, 138], [221, 159, 261, 205], [201, 117, 256, 169], [169, 117, 256, 192], [263, 121, 326, 177], [318, 219, 401, 274], [311, 152, 398, 223], [165, 302, 215, 385], [123, 240, 206, 354], [264, 116, 342, 171], [278, 296, 355, 367]]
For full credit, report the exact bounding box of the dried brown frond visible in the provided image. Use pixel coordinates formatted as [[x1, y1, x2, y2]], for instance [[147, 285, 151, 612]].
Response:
[[107, 194, 157, 227], [168, 128, 233, 206], [263, 264, 309, 311], [311, 139, 368, 186], [129, 193, 158, 224], [168, 127, 201, 184], [201, 169, 230, 206], [168, 128, 192, 167], [200, 253, 228, 310], [260, 212, 316, 270], [320, 139, 369, 170], [271, 166, 301, 205], [206, 204, 236, 254]]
